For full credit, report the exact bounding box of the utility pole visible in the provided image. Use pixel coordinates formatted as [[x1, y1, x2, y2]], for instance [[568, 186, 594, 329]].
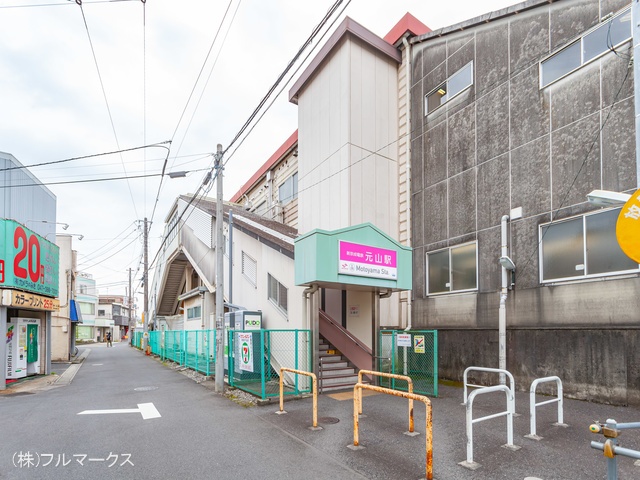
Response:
[[214, 145, 225, 393], [143, 217, 149, 353], [128, 268, 133, 339]]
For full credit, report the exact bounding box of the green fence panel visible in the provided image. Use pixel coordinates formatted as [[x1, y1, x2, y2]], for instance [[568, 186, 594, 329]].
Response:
[[379, 330, 438, 397], [228, 329, 311, 400], [135, 328, 310, 400]]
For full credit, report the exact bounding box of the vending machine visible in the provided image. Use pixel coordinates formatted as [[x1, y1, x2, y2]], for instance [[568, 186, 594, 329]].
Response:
[[6, 317, 40, 379]]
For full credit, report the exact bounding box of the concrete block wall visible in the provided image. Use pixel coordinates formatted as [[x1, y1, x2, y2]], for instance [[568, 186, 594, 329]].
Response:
[[410, 0, 640, 405]]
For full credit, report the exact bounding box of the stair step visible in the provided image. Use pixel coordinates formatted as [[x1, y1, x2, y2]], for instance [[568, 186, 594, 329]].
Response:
[[320, 361, 348, 369], [319, 355, 345, 363], [320, 367, 355, 376], [321, 374, 359, 386]]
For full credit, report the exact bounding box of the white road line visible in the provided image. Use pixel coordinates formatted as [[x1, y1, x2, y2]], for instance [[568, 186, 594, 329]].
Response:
[[78, 402, 161, 420]]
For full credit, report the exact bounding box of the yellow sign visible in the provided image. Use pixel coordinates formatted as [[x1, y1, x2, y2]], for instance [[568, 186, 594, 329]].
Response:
[[616, 188, 640, 264], [1, 289, 60, 311]]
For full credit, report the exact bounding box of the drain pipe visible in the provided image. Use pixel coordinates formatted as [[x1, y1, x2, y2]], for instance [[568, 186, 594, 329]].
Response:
[[402, 35, 413, 333], [302, 284, 319, 332], [499, 215, 509, 385]]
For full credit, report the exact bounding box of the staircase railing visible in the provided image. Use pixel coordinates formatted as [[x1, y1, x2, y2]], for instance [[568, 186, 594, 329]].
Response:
[[319, 309, 373, 373]]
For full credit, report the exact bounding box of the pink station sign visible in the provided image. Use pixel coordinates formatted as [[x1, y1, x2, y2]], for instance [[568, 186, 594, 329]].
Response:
[[338, 241, 397, 280]]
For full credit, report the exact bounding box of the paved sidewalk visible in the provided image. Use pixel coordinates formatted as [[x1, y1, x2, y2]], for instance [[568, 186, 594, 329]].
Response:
[[249, 382, 640, 479]]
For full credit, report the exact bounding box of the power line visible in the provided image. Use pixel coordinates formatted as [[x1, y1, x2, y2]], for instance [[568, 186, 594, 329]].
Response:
[[0, 0, 137, 9], [145, 0, 349, 278], [222, 0, 349, 157], [75, 1, 139, 219], [0, 168, 209, 189], [0, 141, 171, 172]]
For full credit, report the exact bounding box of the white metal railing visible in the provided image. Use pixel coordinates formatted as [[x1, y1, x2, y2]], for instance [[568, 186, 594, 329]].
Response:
[[525, 376, 568, 440], [463, 367, 516, 413], [459, 385, 520, 469]]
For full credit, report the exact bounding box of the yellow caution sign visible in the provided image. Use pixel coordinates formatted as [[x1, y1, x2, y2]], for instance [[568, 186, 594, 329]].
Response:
[[616, 188, 640, 264]]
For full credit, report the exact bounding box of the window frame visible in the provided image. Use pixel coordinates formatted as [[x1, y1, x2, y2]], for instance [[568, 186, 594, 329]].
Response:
[[278, 173, 298, 205], [187, 305, 202, 320], [425, 241, 479, 296], [242, 251, 257, 287], [539, 208, 640, 283], [424, 61, 474, 115], [539, 6, 631, 88], [267, 273, 288, 317]]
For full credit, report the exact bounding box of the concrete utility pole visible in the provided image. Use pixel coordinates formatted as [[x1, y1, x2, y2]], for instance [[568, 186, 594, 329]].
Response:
[[128, 268, 133, 337], [214, 145, 225, 393], [143, 217, 149, 352]]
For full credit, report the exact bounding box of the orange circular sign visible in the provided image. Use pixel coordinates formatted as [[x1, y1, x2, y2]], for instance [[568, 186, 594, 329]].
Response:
[[616, 188, 640, 264]]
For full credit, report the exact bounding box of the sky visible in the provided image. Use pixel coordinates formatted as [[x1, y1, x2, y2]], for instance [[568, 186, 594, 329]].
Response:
[[0, 0, 520, 305]]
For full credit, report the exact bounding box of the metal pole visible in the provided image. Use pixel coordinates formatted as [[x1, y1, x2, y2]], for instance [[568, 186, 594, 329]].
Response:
[[499, 215, 509, 385], [228, 210, 233, 304], [0, 307, 7, 391], [143, 217, 149, 353], [128, 268, 133, 336], [214, 144, 225, 393], [633, 0, 640, 189]]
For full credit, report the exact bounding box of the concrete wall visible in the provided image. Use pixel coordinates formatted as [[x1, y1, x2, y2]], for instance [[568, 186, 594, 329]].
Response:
[[297, 35, 399, 237], [410, 0, 640, 404]]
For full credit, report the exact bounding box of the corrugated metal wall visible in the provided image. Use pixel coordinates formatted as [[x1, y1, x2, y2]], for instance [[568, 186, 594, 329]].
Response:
[[179, 198, 212, 247], [1, 152, 57, 234]]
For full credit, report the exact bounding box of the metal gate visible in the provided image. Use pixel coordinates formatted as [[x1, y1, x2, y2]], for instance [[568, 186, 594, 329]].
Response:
[[378, 330, 438, 396]]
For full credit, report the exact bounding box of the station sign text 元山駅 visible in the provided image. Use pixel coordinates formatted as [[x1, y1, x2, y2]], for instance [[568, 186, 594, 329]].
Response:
[[0, 219, 59, 297], [338, 241, 397, 280]]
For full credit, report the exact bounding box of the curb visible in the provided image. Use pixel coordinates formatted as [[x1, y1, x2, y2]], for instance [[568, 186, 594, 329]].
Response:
[[55, 348, 91, 386]]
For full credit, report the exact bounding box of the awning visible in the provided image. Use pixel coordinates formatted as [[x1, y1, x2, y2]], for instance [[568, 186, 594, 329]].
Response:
[[69, 300, 83, 323]]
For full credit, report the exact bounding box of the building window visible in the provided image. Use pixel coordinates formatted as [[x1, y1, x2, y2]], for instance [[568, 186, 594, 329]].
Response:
[[98, 309, 105, 317], [267, 273, 288, 315], [187, 306, 202, 320], [540, 6, 631, 88], [425, 61, 473, 115], [78, 302, 95, 315], [426, 242, 478, 295], [242, 251, 257, 287], [278, 173, 298, 204], [540, 208, 638, 282]]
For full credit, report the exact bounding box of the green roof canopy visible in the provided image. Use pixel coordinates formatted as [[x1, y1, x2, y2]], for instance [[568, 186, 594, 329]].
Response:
[[294, 223, 412, 292]]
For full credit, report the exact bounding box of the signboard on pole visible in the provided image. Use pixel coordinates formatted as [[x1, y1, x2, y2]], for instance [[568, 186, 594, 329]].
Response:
[[397, 333, 411, 348], [617, 188, 640, 263], [238, 332, 253, 372], [0, 219, 59, 297]]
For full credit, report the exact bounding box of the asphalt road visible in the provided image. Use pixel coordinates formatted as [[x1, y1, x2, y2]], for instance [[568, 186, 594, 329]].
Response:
[[0, 343, 365, 480], [2, 343, 640, 479]]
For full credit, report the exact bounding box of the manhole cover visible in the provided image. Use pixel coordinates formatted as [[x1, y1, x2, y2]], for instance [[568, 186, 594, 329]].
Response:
[[318, 417, 340, 425], [134, 386, 158, 392]]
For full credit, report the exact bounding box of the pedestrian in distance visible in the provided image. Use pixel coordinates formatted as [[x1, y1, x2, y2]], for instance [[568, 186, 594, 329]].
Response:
[[106, 331, 112, 347]]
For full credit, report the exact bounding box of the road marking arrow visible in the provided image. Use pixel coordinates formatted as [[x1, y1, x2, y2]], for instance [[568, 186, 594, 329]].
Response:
[[78, 402, 161, 420]]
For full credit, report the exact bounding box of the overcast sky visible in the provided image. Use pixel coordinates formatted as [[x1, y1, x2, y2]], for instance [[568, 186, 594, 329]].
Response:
[[0, 0, 520, 303]]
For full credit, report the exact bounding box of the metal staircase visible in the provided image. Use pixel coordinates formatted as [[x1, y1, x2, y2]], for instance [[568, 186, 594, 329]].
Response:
[[318, 335, 370, 393]]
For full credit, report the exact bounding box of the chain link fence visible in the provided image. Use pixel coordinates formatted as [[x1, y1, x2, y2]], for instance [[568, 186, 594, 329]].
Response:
[[133, 328, 311, 400], [228, 329, 311, 399], [378, 329, 438, 396]]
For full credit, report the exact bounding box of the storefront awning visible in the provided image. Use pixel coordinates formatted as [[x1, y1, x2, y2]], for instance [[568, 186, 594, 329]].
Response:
[[69, 299, 83, 323]]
